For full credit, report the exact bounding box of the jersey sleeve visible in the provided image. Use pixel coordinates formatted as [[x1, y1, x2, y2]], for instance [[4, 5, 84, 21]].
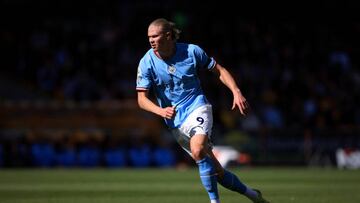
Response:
[[136, 59, 152, 91], [193, 45, 216, 71]]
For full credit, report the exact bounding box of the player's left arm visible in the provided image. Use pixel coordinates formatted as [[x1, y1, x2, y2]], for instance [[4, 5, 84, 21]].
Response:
[[211, 63, 249, 116]]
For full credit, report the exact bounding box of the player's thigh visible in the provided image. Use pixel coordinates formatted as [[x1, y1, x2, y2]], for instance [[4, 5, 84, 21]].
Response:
[[190, 134, 208, 150], [190, 134, 209, 159], [173, 104, 214, 157]]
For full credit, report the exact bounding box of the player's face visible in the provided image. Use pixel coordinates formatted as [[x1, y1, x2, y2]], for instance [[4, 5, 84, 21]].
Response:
[[148, 25, 170, 52]]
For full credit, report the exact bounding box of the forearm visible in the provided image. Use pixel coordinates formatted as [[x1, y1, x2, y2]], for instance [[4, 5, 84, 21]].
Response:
[[213, 64, 249, 114], [137, 90, 176, 119], [138, 95, 163, 117], [217, 65, 243, 95]]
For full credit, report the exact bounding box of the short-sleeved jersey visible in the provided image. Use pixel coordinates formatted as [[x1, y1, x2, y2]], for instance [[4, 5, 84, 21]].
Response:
[[136, 43, 216, 128]]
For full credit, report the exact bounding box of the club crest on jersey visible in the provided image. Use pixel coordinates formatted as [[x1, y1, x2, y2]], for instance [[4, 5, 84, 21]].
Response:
[[168, 65, 176, 74]]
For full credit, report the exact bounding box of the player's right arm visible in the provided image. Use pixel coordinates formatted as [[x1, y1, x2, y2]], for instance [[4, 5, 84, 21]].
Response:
[[137, 90, 175, 119], [137, 57, 175, 119]]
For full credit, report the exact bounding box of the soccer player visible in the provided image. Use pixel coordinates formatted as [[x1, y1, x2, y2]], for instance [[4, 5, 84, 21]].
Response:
[[136, 18, 270, 203]]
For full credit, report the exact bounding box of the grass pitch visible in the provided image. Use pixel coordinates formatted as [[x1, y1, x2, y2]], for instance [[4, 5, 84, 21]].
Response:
[[0, 167, 359, 203]]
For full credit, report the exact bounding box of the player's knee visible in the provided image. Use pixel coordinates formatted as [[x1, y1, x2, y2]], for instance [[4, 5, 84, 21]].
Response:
[[191, 147, 206, 161]]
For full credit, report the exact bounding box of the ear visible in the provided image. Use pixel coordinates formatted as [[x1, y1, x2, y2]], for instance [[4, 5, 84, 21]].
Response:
[[165, 31, 172, 40]]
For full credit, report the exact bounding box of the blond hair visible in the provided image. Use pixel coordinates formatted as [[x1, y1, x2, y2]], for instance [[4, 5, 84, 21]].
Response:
[[150, 18, 181, 40]]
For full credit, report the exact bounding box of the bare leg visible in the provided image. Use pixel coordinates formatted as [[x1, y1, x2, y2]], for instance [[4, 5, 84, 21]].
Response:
[[190, 134, 208, 161]]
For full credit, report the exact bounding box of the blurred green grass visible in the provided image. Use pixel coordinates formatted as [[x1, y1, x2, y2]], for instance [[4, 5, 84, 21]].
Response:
[[0, 167, 359, 203]]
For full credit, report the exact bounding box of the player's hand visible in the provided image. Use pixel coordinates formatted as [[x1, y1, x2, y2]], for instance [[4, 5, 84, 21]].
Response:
[[161, 106, 176, 119], [232, 92, 250, 116]]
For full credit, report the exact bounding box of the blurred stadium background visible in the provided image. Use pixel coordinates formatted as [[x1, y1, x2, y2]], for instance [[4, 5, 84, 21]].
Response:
[[0, 0, 359, 169]]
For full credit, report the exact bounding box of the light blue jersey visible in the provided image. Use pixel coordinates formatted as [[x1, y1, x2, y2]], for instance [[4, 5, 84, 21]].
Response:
[[136, 43, 216, 128]]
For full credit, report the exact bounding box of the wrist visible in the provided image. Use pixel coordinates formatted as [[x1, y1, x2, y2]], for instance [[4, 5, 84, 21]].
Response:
[[232, 88, 241, 94]]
